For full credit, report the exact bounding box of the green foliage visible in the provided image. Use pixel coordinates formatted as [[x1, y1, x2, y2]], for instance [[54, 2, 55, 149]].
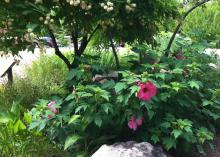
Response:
[[0, 102, 67, 157], [29, 35, 220, 156], [0, 0, 179, 57], [0, 54, 68, 109], [182, 1, 220, 44]]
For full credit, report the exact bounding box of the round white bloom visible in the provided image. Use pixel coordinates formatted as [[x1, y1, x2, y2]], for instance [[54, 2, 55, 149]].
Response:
[[131, 3, 136, 7], [100, 3, 105, 7], [35, 0, 43, 4], [104, 5, 108, 10], [39, 17, 44, 21], [5, 0, 10, 3]]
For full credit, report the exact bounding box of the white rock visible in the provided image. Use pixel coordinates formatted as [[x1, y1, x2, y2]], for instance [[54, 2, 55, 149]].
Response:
[[91, 141, 168, 157]]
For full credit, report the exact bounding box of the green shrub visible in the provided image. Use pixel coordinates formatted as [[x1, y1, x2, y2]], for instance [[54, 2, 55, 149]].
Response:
[[182, 1, 220, 43], [0, 54, 68, 109], [29, 37, 220, 156], [84, 46, 136, 69], [0, 102, 68, 157]]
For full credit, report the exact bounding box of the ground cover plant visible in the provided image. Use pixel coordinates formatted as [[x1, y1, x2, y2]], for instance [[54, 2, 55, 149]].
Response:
[[0, 101, 68, 157]]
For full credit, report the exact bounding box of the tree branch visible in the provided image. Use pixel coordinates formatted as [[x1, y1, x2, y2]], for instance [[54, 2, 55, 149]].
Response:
[[77, 25, 100, 56], [78, 35, 88, 56], [71, 31, 79, 55], [47, 27, 71, 69], [87, 25, 100, 43], [109, 31, 120, 70], [165, 0, 211, 57]]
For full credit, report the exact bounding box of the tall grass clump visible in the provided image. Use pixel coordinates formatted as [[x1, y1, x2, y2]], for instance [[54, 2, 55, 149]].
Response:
[[182, 1, 220, 43], [0, 54, 69, 109]]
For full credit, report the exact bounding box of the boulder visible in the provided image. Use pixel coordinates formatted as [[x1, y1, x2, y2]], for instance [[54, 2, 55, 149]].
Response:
[[91, 141, 168, 157]]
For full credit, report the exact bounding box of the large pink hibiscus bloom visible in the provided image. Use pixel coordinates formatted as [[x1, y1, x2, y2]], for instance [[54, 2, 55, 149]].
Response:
[[137, 81, 157, 101]]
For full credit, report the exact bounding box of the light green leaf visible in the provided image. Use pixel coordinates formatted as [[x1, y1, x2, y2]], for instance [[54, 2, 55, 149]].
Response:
[[81, 93, 93, 97], [202, 100, 213, 106], [129, 86, 140, 95], [162, 137, 176, 150], [0, 113, 12, 124], [65, 94, 75, 101], [155, 73, 166, 80], [68, 115, 81, 124], [188, 81, 200, 90], [64, 135, 81, 150], [114, 82, 127, 93], [100, 94, 110, 101], [147, 110, 155, 120], [24, 112, 32, 124], [19, 120, 27, 130], [160, 122, 171, 129], [13, 120, 20, 134], [172, 68, 184, 74], [171, 129, 182, 139], [151, 135, 160, 144], [29, 121, 41, 130], [94, 116, 102, 127], [101, 103, 113, 114]]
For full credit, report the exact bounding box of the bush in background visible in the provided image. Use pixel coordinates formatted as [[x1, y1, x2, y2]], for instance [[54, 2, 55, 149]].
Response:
[[182, 1, 220, 45], [0, 54, 68, 109]]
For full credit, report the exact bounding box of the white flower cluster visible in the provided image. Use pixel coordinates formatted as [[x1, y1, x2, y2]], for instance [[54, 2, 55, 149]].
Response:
[[35, 0, 58, 4], [35, 0, 43, 4], [24, 30, 37, 42], [39, 14, 55, 25], [4, 0, 10, 3], [66, 0, 92, 10], [100, 1, 114, 12], [2, 19, 14, 28], [125, 0, 136, 13], [98, 19, 115, 29]]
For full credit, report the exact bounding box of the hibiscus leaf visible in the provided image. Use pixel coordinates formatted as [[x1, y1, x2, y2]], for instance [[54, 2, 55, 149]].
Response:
[[129, 86, 140, 96], [94, 116, 102, 127], [171, 129, 182, 139], [162, 137, 176, 150], [114, 82, 127, 93], [68, 115, 81, 124], [188, 80, 201, 90], [151, 135, 160, 144], [147, 110, 155, 120], [202, 100, 213, 107], [64, 135, 81, 150]]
